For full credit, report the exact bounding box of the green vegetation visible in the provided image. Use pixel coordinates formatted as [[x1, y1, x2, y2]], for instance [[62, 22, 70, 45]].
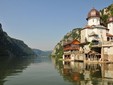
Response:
[[100, 4, 113, 26], [54, 43, 63, 58], [51, 28, 81, 59], [101, 15, 108, 26]]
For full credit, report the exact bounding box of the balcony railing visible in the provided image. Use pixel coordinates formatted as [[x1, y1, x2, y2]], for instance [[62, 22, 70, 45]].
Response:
[[64, 46, 79, 51]]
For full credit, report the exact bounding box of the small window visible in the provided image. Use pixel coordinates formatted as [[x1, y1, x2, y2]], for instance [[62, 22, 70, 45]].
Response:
[[107, 37, 110, 41]]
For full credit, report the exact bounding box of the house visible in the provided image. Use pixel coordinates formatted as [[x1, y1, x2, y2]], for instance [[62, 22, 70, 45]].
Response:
[[81, 8, 113, 62], [63, 39, 80, 61]]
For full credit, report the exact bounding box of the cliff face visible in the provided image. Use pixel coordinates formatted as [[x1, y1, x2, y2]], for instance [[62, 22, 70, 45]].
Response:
[[100, 4, 113, 26], [0, 24, 35, 57], [51, 28, 81, 58]]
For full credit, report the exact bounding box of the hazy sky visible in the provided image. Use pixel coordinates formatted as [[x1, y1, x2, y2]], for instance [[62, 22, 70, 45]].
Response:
[[0, 0, 112, 50]]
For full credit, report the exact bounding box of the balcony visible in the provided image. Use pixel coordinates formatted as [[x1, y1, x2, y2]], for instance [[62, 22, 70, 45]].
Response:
[[91, 41, 113, 47], [102, 41, 113, 47], [91, 40, 102, 47]]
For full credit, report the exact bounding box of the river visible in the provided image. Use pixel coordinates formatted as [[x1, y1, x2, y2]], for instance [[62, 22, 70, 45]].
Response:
[[0, 56, 113, 85]]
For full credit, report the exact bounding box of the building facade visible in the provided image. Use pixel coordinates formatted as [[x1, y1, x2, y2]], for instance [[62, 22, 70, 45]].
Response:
[[62, 8, 113, 62], [63, 40, 83, 61], [81, 8, 113, 62]]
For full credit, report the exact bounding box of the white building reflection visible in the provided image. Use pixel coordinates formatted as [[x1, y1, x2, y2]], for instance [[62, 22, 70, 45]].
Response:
[[60, 61, 113, 85]]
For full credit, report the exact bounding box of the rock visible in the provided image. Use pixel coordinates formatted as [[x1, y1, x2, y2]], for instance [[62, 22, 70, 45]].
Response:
[[0, 23, 35, 57]]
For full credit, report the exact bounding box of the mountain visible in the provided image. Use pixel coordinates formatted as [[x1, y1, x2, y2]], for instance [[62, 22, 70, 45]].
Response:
[[0, 23, 35, 58], [51, 3, 113, 58], [33, 49, 52, 57]]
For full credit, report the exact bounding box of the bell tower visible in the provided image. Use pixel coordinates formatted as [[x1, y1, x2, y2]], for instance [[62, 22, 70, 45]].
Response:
[[86, 8, 100, 26]]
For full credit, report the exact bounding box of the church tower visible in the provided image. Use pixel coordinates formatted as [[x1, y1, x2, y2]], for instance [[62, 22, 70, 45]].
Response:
[[86, 8, 100, 26], [107, 17, 113, 35]]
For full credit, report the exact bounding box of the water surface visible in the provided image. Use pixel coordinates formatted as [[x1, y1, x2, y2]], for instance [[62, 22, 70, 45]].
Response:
[[0, 56, 113, 85], [1, 57, 71, 85]]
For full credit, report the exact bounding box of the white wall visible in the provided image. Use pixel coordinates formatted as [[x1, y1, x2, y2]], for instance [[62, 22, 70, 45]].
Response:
[[88, 17, 100, 26], [81, 27, 107, 45], [97, 29, 107, 41], [81, 29, 86, 43], [84, 45, 90, 53], [108, 22, 113, 35], [107, 47, 113, 55], [89, 28, 107, 42], [70, 54, 75, 60], [81, 29, 93, 43]]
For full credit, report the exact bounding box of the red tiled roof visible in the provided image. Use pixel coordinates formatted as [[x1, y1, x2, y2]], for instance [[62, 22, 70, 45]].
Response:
[[63, 39, 80, 46], [63, 39, 80, 51]]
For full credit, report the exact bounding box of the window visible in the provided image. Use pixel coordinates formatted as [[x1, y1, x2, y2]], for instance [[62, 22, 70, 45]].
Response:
[[107, 37, 110, 41]]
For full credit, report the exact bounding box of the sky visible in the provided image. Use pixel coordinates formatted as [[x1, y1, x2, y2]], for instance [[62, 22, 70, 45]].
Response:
[[0, 0, 112, 50]]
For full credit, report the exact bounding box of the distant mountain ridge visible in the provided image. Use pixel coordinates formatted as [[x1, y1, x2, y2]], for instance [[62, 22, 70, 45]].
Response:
[[32, 49, 52, 57], [0, 23, 35, 57]]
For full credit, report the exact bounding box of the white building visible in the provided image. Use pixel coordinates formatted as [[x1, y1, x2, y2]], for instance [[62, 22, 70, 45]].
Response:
[[81, 8, 113, 62]]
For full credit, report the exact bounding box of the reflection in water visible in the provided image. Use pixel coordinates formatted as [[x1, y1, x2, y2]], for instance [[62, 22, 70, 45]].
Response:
[[1, 56, 113, 85], [54, 60, 113, 85], [0, 56, 35, 85]]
